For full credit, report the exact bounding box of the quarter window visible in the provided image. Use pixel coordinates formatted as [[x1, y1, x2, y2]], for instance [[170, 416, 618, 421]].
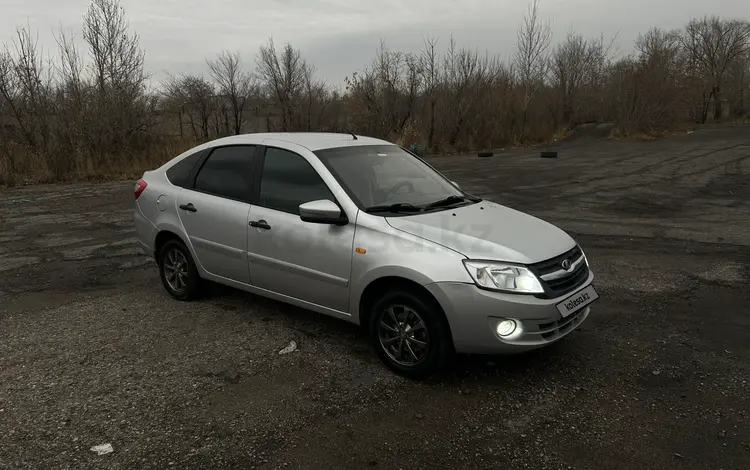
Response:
[[259, 147, 336, 214], [166, 150, 204, 188], [194, 145, 256, 202]]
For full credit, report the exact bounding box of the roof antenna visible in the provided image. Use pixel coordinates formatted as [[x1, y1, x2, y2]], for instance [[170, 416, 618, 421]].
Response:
[[342, 127, 357, 140]]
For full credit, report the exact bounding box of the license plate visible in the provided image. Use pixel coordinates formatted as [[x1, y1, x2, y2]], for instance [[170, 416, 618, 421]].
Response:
[[556, 284, 598, 318]]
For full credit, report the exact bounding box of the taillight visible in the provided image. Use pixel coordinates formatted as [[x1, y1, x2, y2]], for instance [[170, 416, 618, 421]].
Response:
[[134, 179, 147, 200]]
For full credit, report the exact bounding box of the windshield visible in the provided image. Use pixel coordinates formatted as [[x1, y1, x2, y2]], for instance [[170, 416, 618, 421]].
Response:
[[314, 145, 469, 211]]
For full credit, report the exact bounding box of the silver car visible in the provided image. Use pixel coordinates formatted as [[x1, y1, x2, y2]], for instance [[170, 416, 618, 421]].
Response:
[[133, 132, 598, 378]]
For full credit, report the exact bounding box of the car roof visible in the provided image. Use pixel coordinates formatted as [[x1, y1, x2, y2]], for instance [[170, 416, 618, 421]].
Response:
[[198, 132, 393, 152]]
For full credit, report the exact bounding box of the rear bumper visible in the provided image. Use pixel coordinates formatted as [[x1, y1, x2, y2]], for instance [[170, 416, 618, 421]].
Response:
[[133, 203, 157, 258], [425, 271, 595, 354]]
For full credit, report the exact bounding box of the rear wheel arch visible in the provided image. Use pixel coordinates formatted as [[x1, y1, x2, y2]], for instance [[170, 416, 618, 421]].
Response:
[[154, 230, 188, 259]]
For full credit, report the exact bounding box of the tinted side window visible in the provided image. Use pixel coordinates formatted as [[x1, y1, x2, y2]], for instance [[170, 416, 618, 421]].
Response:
[[194, 145, 256, 202], [166, 150, 204, 187], [259, 148, 335, 214]]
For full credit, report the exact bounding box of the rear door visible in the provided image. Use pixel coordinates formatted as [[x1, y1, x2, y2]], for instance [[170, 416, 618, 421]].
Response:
[[176, 145, 258, 284], [246, 145, 355, 312]]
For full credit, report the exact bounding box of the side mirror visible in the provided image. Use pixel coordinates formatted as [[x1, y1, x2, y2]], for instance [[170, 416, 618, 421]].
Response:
[[451, 180, 460, 189], [299, 199, 348, 226]]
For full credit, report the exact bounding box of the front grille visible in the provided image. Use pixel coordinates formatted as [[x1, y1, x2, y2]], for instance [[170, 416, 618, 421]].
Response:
[[529, 245, 589, 299]]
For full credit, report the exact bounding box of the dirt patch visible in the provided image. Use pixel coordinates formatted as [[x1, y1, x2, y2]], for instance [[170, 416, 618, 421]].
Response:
[[606, 192, 687, 217], [699, 173, 750, 199], [0, 255, 41, 271]]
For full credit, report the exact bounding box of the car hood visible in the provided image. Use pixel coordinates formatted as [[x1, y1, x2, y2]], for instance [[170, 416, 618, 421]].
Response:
[[386, 201, 576, 264]]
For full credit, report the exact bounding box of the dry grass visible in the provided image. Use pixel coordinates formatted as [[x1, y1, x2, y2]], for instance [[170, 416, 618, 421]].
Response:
[[0, 137, 198, 187]]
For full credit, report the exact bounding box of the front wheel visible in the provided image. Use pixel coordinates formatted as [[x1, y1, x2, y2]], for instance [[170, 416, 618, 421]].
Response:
[[368, 289, 454, 379]]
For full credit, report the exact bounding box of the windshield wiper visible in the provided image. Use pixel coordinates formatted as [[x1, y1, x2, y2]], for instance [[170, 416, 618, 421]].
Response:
[[423, 195, 476, 210], [365, 202, 423, 214]]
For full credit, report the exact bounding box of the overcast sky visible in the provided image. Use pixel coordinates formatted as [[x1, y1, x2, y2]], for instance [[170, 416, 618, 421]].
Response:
[[2, 0, 749, 89]]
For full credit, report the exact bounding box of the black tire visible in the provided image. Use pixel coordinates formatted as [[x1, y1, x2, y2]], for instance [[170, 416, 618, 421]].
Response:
[[158, 239, 201, 301], [477, 151, 494, 158], [368, 289, 454, 379], [540, 150, 558, 158]]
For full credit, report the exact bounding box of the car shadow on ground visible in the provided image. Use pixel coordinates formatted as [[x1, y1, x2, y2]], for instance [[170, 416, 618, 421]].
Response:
[[198, 279, 570, 384]]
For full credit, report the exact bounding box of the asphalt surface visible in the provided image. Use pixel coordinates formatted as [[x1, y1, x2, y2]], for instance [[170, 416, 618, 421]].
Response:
[[1, 124, 749, 469]]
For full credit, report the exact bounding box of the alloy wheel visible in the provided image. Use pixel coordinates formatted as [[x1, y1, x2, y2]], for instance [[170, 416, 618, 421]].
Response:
[[163, 248, 188, 292], [377, 304, 430, 366]]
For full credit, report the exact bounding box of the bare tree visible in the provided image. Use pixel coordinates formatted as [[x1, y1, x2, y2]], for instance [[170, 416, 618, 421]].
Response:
[[552, 31, 605, 126], [51, 27, 88, 175], [681, 16, 750, 121], [301, 62, 328, 131], [82, 0, 152, 155], [725, 51, 750, 116], [207, 50, 254, 135], [0, 25, 52, 154], [345, 41, 422, 140], [0, 49, 18, 178], [256, 37, 307, 131], [163, 74, 217, 140], [54, 28, 85, 99], [514, 0, 552, 140], [442, 37, 496, 147], [420, 37, 440, 150], [83, 0, 145, 93]]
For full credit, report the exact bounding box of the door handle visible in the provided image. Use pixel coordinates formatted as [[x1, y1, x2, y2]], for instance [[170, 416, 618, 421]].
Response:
[[249, 219, 271, 230], [179, 203, 197, 212]]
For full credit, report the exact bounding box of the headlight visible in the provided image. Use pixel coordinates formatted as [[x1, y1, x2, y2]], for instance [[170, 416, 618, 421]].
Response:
[[462, 260, 544, 294]]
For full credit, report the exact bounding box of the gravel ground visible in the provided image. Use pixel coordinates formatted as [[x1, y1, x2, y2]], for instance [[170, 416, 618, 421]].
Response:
[[1, 124, 749, 469]]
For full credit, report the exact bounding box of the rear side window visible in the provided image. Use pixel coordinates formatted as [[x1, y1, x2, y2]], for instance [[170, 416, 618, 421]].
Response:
[[194, 145, 257, 202], [166, 150, 204, 187], [259, 147, 335, 214]]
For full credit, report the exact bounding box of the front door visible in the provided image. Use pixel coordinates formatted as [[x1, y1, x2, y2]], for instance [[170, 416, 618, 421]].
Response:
[[247, 146, 355, 312], [177, 145, 257, 284]]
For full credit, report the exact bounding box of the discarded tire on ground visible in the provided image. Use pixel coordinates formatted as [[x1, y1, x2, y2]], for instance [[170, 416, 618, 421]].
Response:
[[477, 151, 494, 158], [540, 151, 558, 158]]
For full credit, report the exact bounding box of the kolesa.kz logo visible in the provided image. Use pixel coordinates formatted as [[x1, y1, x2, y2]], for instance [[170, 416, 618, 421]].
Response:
[[565, 292, 590, 310]]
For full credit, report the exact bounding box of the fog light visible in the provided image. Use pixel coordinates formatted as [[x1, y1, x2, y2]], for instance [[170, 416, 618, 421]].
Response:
[[496, 319, 517, 337]]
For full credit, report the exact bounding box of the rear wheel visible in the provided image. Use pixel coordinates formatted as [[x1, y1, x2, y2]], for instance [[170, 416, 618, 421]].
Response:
[[368, 289, 454, 379], [158, 239, 201, 300]]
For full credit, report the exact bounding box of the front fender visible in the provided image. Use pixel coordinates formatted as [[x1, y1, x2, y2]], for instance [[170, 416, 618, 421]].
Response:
[[347, 215, 473, 323]]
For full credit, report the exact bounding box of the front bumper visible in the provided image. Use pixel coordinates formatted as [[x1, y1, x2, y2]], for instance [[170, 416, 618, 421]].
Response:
[[425, 271, 595, 354]]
